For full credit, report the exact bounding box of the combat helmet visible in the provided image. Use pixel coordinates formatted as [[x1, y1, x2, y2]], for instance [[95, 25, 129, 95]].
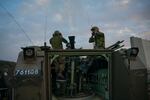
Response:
[[91, 26, 99, 31], [53, 30, 61, 36]]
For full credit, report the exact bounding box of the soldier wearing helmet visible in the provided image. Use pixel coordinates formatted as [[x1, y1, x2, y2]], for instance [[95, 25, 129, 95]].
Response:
[[50, 30, 69, 49], [89, 26, 105, 49], [50, 31, 68, 80]]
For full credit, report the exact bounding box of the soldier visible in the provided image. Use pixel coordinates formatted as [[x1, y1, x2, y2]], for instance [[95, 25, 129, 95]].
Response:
[[50, 30, 69, 49], [50, 31, 68, 80], [89, 26, 105, 49]]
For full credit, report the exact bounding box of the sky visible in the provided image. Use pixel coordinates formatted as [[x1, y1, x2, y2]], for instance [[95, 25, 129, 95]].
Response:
[[0, 0, 150, 61]]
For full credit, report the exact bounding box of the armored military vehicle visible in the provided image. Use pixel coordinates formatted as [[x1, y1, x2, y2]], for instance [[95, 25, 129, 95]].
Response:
[[2, 36, 147, 100]]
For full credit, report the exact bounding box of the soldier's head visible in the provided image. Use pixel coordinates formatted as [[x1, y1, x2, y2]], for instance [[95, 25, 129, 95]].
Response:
[[53, 30, 62, 37], [91, 26, 99, 33]]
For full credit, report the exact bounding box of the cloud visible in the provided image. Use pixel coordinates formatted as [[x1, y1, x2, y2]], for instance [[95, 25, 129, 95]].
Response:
[[114, 0, 131, 7], [53, 13, 63, 22], [139, 32, 150, 40], [36, 0, 50, 6], [0, 0, 150, 61], [127, 0, 150, 20], [121, 0, 130, 5], [118, 27, 132, 35]]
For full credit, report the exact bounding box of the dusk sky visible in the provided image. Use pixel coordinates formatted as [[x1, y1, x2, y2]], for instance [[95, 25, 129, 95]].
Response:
[[0, 0, 150, 61]]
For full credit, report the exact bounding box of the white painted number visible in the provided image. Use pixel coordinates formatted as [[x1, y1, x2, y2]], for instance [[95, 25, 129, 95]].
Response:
[[15, 69, 40, 76]]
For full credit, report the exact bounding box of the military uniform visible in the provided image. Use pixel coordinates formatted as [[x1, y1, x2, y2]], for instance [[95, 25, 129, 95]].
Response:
[[89, 27, 105, 49], [50, 31, 68, 80], [50, 31, 68, 49]]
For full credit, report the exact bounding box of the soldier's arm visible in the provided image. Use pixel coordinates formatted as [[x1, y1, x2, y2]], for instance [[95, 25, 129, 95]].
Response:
[[62, 37, 68, 44], [49, 38, 52, 44], [89, 36, 94, 43]]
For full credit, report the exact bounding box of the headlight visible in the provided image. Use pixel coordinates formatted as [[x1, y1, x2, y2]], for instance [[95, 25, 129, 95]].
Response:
[[23, 47, 35, 59], [25, 49, 34, 56], [126, 47, 139, 58]]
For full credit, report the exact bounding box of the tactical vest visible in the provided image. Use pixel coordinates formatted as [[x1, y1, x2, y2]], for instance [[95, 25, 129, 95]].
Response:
[[50, 36, 63, 49], [94, 32, 105, 49]]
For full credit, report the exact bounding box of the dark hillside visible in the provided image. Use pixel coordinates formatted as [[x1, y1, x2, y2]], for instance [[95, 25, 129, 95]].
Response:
[[0, 60, 16, 68], [0, 60, 16, 77], [0, 60, 16, 87]]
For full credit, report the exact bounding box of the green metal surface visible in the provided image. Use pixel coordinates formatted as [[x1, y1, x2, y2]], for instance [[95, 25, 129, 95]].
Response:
[[48, 49, 112, 100], [48, 49, 112, 56], [90, 69, 109, 100]]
